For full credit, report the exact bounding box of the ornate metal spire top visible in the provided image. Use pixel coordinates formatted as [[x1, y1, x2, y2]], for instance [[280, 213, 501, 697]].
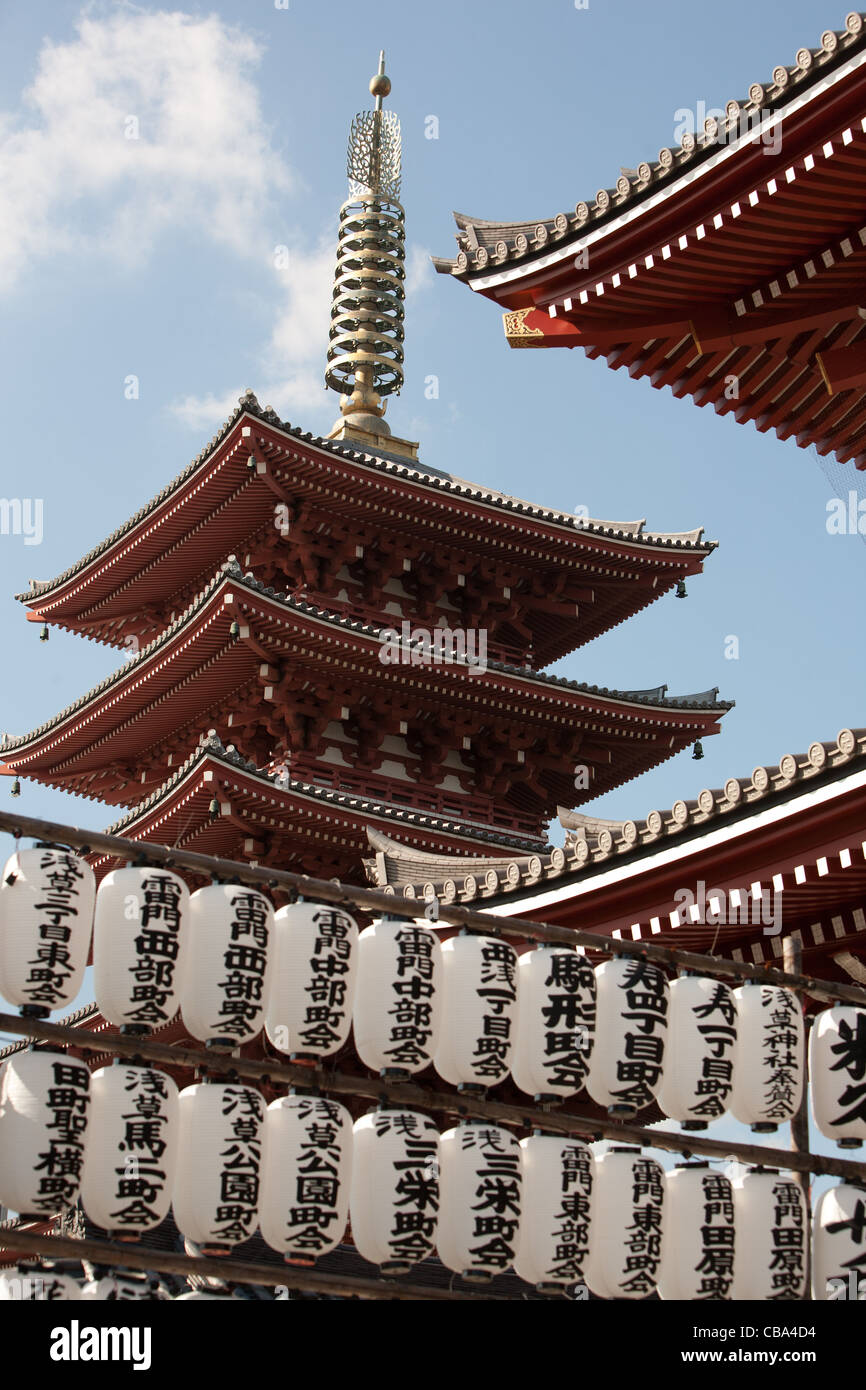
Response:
[[325, 53, 409, 449]]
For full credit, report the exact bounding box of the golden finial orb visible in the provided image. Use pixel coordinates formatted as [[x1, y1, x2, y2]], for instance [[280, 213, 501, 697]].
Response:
[[370, 72, 391, 99]]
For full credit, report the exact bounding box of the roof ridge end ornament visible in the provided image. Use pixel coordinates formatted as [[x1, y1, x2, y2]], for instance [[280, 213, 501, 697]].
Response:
[[324, 53, 418, 461]]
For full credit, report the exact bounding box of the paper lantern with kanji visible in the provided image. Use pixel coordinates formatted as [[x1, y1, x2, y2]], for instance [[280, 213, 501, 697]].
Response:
[[810, 1006, 866, 1148], [729, 984, 804, 1131], [79, 1065, 179, 1235], [172, 1083, 264, 1252], [353, 917, 441, 1076], [585, 956, 669, 1117], [437, 1123, 522, 1281], [511, 947, 595, 1101], [179, 884, 274, 1046], [0, 1049, 90, 1217], [349, 1108, 439, 1273], [583, 1148, 666, 1300], [0, 1265, 81, 1300], [265, 901, 358, 1060], [513, 1134, 594, 1290], [732, 1169, 807, 1300], [658, 1162, 735, 1300], [0, 847, 94, 1015], [434, 934, 517, 1091], [93, 867, 189, 1030], [657, 976, 737, 1128], [260, 1093, 352, 1261], [812, 1182, 866, 1301], [80, 1273, 169, 1300]]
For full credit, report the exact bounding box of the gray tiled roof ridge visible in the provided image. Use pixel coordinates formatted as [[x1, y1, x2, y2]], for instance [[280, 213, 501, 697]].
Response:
[[1, 561, 732, 753], [435, 12, 866, 278], [365, 727, 866, 897], [17, 392, 715, 604]]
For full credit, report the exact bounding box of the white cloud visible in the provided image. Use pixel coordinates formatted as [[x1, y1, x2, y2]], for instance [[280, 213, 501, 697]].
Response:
[[0, 6, 292, 290], [0, 5, 436, 431]]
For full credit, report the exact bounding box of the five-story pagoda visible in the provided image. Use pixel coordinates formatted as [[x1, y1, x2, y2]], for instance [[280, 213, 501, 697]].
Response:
[[0, 57, 730, 882]]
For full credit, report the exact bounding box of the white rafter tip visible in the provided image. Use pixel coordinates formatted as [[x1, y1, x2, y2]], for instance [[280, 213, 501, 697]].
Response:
[[817, 856, 829, 876], [794, 864, 807, 884], [839, 847, 852, 868]]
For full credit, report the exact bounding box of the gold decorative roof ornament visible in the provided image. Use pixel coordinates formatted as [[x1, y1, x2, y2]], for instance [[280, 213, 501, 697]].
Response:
[[326, 53, 417, 458]]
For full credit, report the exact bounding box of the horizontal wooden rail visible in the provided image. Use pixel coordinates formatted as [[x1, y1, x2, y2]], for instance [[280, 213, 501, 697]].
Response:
[[0, 809, 864, 1005], [2, 1013, 864, 1181], [0, 1228, 509, 1301]]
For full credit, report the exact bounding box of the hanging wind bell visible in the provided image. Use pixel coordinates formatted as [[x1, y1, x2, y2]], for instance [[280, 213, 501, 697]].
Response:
[[93, 866, 189, 1030], [809, 1005, 866, 1148], [0, 846, 94, 1016], [0, 1049, 90, 1218], [586, 954, 669, 1117], [437, 1122, 523, 1282], [583, 1148, 666, 1300], [656, 974, 737, 1128], [265, 900, 359, 1061], [729, 982, 804, 1131], [349, 1107, 439, 1273], [172, 1083, 264, 1253], [658, 1162, 735, 1300], [352, 915, 441, 1076], [79, 1065, 179, 1236], [434, 932, 518, 1092], [732, 1168, 807, 1300], [513, 1134, 594, 1292], [811, 1182, 866, 1301], [179, 883, 274, 1046], [511, 945, 596, 1101], [260, 1093, 352, 1262]]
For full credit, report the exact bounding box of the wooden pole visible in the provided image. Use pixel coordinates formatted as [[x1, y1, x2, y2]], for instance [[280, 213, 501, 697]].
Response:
[[784, 934, 813, 1298], [0, 1228, 510, 1301], [0, 809, 863, 1006], [2, 1012, 864, 1182]]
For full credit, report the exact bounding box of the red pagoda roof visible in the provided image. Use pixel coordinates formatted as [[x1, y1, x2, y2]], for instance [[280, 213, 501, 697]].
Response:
[[18, 393, 714, 665], [367, 724, 866, 996], [435, 11, 866, 467], [1, 564, 730, 840]]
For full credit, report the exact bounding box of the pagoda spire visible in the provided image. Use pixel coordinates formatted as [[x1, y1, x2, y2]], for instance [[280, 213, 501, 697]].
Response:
[[326, 52, 417, 458]]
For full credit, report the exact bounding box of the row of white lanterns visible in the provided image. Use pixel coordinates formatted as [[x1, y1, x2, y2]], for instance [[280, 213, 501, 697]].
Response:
[[0, 1051, 860, 1299], [0, 852, 863, 1143]]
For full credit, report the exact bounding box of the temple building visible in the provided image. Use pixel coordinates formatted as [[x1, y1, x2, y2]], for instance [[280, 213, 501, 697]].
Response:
[[0, 58, 728, 886], [434, 11, 866, 470]]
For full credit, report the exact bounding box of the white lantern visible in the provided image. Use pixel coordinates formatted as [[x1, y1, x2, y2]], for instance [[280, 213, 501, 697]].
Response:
[[0, 1050, 90, 1217], [0, 847, 94, 1015], [656, 976, 737, 1128], [438, 1123, 522, 1281], [172, 1083, 264, 1252], [812, 1182, 866, 1301], [0, 1265, 81, 1300], [511, 947, 595, 1100], [658, 1163, 735, 1300], [586, 955, 669, 1117], [513, 1134, 594, 1290], [180, 884, 274, 1046], [350, 1108, 439, 1273], [265, 901, 358, 1060], [584, 1148, 666, 1299], [810, 1006, 866, 1148], [79, 1064, 178, 1235], [353, 917, 441, 1076], [93, 867, 189, 1030], [732, 1169, 807, 1300], [260, 1093, 352, 1261], [730, 983, 804, 1131], [434, 934, 517, 1091]]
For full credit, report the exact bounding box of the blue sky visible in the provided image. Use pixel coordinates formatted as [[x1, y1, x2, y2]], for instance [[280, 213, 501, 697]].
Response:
[[0, 0, 859, 1195], [0, 0, 862, 839]]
